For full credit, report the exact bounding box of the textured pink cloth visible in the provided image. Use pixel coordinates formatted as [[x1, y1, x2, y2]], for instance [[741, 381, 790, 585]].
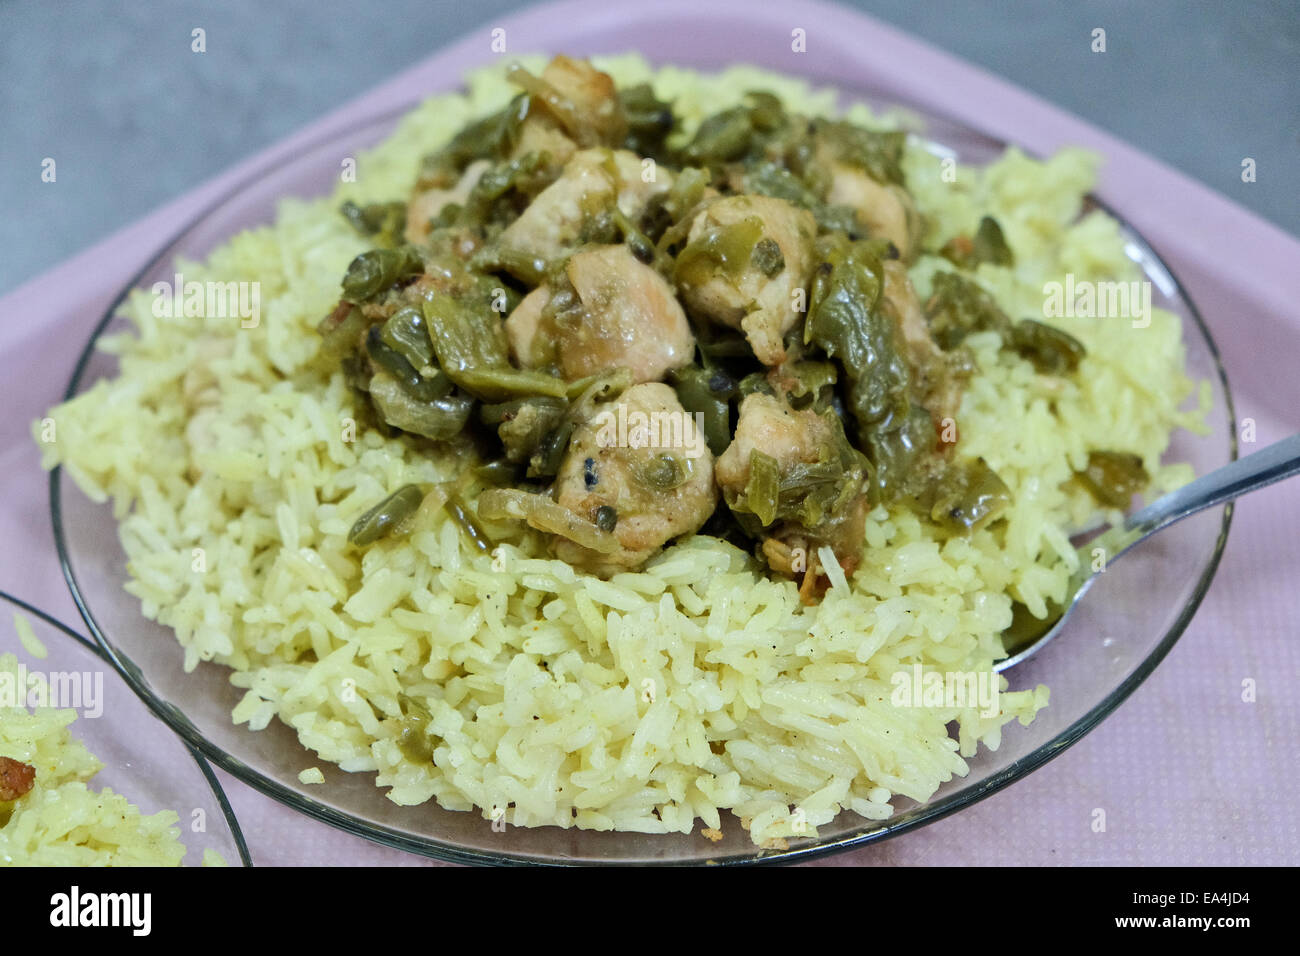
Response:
[[2, 0, 1296, 865]]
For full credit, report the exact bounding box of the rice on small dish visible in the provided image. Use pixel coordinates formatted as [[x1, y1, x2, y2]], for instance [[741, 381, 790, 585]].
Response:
[[0, 635, 221, 866]]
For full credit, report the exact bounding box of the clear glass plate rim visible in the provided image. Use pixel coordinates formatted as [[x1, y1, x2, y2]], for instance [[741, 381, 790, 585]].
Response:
[[45, 92, 1237, 866]]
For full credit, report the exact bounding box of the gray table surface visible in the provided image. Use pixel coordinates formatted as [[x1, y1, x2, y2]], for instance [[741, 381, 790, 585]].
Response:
[[2, 0, 1297, 297]]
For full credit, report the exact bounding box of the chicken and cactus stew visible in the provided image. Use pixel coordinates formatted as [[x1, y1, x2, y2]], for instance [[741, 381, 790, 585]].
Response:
[[319, 55, 1106, 595]]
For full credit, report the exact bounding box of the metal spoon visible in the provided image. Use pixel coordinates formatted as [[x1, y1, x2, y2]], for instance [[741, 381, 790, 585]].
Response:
[[996, 432, 1300, 671]]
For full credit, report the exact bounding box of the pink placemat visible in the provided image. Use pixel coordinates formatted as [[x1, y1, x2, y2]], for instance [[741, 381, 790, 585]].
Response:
[[3, 0, 1297, 865]]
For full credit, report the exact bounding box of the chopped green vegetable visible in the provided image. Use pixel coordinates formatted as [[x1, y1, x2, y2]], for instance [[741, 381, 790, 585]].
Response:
[[367, 372, 472, 440], [669, 366, 734, 456], [677, 91, 788, 167], [940, 216, 1015, 269], [528, 420, 576, 478], [446, 494, 492, 552], [918, 457, 1012, 535], [421, 296, 566, 402], [316, 304, 367, 363], [365, 327, 448, 403], [674, 215, 765, 288], [393, 695, 435, 763], [348, 484, 426, 547], [619, 83, 675, 156], [643, 166, 712, 245], [416, 94, 529, 188], [454, 366, 569, 402], [972, 216, 1014, 266], [482, 396, 568, 465], [475, 458, 520, 486], [459, 151, 550, 227], [741, 450, 781, 527], [862, 402, 933, 502], [742, 161, 862, 236], [804, 235, 916, 497], [779, 360, 837, 410], [924, 271, 1013, 349], [813, 121, 907, 187], [379, 306, 436, 370], [1077, 450, 1148, 508], [680, 106, 756, 166], [341, 246, 424, 303], [1012, 319, 1085, 375], [340, 200, 406, 247], [737, 370, 776, 399]]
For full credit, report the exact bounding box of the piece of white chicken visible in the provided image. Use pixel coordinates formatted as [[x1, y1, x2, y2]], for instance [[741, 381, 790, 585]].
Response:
[[505, 244, 694, 383], [879, 259, 966, 431], [404, 159, 490, 244], [714, 392, 833, 495], [496, 148, 672, 275], [716, 392, 870, 588], [508, 55, 627, 174], [675, 195, 815, 366], [551, 382, 717, 572], [566, 244, 693, 382], [821, 160, 921, 260]]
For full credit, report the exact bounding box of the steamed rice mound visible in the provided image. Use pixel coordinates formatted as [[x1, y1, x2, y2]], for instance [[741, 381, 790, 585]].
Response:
[[37, 56, 1206, 846]]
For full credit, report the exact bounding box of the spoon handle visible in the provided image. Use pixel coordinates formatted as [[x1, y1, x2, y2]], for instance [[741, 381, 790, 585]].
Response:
[[1126, 432, 1300, 540]]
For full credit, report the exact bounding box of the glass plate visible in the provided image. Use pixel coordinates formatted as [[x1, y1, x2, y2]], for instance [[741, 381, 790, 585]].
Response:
[[1, 591, 251, 866], [49, 89, 1234, 865]]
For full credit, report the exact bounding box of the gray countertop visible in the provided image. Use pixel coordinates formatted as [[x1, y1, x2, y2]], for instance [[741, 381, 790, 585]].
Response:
[[2, 0, 1297, 295]]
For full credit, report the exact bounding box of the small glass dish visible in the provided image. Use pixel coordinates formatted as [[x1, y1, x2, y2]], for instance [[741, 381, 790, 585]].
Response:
[[50, 88, 1233, 865], [0, 591, 251, 866]]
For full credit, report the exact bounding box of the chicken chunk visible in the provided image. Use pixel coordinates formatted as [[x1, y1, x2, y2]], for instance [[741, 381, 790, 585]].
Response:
[[552, 382, 716, 572], [531, 54, 627, 149], [823, 162, 921, 260], [512, 117, 577, 177], [505, 284, 552, 368], [505, 246, 693, 383], [716, 393, 870, 582], [714, 392, 835, 494], [879, 259, 967, 428], [560, 244, 694, 382], [609, 150, 668, 217], [405, 159, 490, 244], [676, 195, 815, 366], [496, 148, 671, 274], [509, 55, 627, 174]]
